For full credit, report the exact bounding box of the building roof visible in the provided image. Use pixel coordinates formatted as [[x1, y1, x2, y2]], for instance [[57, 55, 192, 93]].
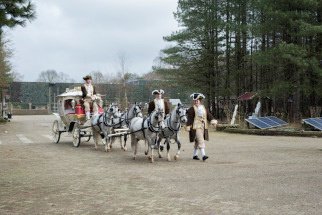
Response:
[[169, 99, 182, 106], [237, 92, 257, 101]]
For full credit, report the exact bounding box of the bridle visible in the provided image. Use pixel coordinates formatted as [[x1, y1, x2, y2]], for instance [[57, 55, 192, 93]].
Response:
[[167, 107, 186, 132], [103, 105, 121, 127], [146, 109, 165, 133]]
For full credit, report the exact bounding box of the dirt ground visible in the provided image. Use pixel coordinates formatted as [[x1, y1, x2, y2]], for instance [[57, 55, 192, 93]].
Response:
[[0, 115, 321, 215]]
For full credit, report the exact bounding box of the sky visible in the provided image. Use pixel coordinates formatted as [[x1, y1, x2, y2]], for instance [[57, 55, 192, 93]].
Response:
[[7, 0, 178, 82]]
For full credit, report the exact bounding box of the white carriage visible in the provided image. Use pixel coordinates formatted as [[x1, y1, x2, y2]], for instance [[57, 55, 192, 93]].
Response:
[[51, 87, 103, 147]]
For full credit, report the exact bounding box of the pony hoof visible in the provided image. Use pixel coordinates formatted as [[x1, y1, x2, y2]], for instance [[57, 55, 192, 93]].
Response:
[[160, 146, 164, 151], [167, 158, 171, 162], [145, 152, 148, 155], [148, 156, 151, 160], [150, 158, 154, 163], [123, 147, 127, 151], [159, 155, 162, 158], [133, 156, 136, 160], [174, 155, 179, 160]]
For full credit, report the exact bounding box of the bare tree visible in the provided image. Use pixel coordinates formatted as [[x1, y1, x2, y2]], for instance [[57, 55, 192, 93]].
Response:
[[90, 71, 105, 84], [117, 53, 129, 109], [37, 70, 76, 83], [58, 72, 75, 83], [10, 71, 24, 81], [37, 70, 59, 83]]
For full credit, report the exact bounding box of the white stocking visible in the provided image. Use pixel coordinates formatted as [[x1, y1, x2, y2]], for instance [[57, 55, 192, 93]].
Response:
[[200, 148, 206, 157], [193, 148, 198, 157], [86, 112, 90, 120]]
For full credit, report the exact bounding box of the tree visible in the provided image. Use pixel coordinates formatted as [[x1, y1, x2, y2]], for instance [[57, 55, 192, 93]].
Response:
[[162, 0, 224, 116], [58, 72, 75, 83], [0, 0, 35, 32], [90, 71, 106, 84], [117, 53, 130, 109], [0, 38, 12, 88], [37, 70, 76, 83], [37, 70, 59, 83], [10, 71, 24, 81], [0, 0, 35, 119], [160, 0, 322, 121]]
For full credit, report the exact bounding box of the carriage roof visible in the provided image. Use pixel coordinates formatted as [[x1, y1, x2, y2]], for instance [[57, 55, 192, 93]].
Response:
[[57, 87, 82, 100]]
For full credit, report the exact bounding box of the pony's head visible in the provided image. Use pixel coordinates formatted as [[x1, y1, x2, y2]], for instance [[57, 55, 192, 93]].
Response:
[[153, 108, 165, 130], [108, 103, 119, 117], [133, 102, 143, 118], [176, 103, 187, 124]]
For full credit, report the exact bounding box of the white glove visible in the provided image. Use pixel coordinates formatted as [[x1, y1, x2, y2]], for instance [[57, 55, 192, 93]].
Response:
[[210, 119, 218, 126], [91, 95, 97, 100]]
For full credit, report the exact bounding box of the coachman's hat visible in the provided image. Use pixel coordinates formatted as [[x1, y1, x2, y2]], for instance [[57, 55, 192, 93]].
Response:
[[190, 93, 205, 100], [152, 89, 165, 95], [83, 75, 92, 80]]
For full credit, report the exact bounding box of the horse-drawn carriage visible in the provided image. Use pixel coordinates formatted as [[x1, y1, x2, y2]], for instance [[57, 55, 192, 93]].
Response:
[[51, 87, 103, 147], [51, 87, 189, 163]]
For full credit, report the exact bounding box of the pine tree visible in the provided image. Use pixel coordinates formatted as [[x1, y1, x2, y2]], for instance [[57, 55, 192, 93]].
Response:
[[162, 0, 224, 115]]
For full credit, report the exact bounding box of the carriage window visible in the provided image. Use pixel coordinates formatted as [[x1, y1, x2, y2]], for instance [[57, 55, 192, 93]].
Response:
[[64, 99, 75, 114]]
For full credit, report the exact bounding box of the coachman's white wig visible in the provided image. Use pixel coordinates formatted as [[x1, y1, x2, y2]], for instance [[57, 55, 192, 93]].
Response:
[[152, 89, 165, 95], [190, 93, 206, 100]]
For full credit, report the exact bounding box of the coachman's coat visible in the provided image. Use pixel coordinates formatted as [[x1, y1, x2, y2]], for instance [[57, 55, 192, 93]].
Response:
[[147, 100, 170, 115], [186, 106, 214, 142], [81, 85, 97, 98]]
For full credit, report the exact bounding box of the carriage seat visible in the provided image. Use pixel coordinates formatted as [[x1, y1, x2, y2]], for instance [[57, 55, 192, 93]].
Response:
[[64, 99, 103, 116]]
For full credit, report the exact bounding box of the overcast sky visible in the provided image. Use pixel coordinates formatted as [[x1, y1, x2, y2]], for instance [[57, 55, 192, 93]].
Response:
[[7, 0, 178, 82]]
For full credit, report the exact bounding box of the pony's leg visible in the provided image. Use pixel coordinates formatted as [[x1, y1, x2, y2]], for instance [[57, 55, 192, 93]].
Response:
[[130, 134, 138, 160], [92, 130, 98, 150], [123, 134, 128, 151], [105, 136, 111, 152], [120, 136, 127, 151], [149, 138, 157, 163], [174, 135, 181, 160], [166, 138, 171, 161], [144, 140, 149, 155], [157, 137, 163, 158], [133, 138, 138, 160], [150, 142, 154, 163]]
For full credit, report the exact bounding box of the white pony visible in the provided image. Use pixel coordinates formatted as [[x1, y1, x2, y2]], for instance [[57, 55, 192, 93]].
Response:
[[157, 103, 187, 161], [105, 103, 143, 151], [91, 106, 113, 151], [130, 108, 165, 163]]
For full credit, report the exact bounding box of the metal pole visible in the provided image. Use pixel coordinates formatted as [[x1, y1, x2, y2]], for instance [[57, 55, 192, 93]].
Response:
[[48, 84, 52, 113]]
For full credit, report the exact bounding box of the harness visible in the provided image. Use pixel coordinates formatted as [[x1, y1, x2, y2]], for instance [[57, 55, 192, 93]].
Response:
[[162, 108, 186, 138], [106, 106, 142, 128], [128, 110, 164, 138]]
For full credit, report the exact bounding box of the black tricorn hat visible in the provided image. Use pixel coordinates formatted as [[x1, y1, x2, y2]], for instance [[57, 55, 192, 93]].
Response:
[[190, 93, 205, 100], [152, 89, 165, 95], [83, 75, 92, 80]]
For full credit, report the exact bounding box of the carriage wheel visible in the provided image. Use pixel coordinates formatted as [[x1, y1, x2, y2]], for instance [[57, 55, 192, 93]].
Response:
[[52, 120, 61, 144], [72, 123, 81, 147], [84, 131, 91, 142], [86, 136, 91, 142]]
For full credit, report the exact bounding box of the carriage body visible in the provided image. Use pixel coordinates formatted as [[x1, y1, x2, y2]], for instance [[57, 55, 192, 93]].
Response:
[[51, 87, 98, 147]]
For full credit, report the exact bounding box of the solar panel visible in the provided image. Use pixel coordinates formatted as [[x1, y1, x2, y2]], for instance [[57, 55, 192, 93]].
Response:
[[259, 117, 280, 127], [303, 118, 322, 131], [266, 116, 288, 125], [246, 116, 288, 129], [312, 118, 322, 124], [245, 118, 272, 129]]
